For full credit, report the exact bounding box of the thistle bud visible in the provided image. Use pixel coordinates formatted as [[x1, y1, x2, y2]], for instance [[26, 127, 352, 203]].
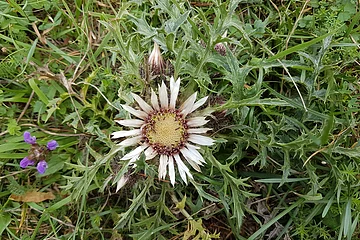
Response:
[[214, 43, 226, 56], [214, 31, 227, 56], [148, 42, 165, 75]]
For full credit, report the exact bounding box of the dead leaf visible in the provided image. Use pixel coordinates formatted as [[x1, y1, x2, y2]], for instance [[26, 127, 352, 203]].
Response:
[[10, 190, 55, 203]]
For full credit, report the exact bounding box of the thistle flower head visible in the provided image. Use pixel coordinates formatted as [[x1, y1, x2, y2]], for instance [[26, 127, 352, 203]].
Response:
[[214, 31, 228, 56], [112, 77, 214, 185]]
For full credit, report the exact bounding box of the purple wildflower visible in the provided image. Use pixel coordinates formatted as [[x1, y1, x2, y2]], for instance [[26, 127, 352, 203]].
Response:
[[20, 157, 35, 168], [37, 160, 48, 174], [24, 131, 36, 145], [20, 131, 59, 174], [47, 140, 59, 151]]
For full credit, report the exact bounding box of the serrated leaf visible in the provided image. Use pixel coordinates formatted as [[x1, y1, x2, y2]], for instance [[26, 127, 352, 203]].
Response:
[[128, 15, 156, 37], [176, 195, 186, 210], [331, 146, 360, 158], [62, 112, 80, 128], [164, 11, 190, 33], [7, 119, 20, 135], [190, 180, 219, 202], [183, 219, 220, 240]]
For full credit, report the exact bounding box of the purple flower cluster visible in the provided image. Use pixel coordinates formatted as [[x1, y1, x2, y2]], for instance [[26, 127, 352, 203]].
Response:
[[20, 131, 59, 174]]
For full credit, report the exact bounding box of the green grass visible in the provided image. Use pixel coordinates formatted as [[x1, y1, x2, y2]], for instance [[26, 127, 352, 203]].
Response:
[[1, 0, 360, 239]]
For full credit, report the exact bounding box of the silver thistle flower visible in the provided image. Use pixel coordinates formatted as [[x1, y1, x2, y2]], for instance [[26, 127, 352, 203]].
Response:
[[112, 77, 214, 185]]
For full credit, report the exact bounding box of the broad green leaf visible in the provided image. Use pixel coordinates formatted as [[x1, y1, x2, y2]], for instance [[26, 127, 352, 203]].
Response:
[[267, 32, 334, 62], [256, 178, 309, 183], [0, 213, 11, 236], [28, 78, 49, 105]]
